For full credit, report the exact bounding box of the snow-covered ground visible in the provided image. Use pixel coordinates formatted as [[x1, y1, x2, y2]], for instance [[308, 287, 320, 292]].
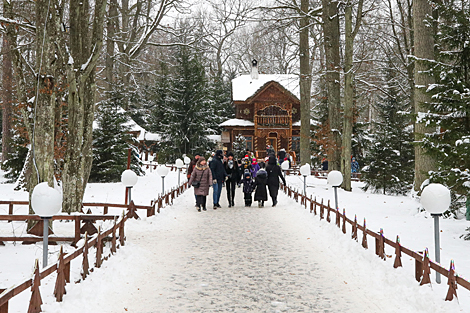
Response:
[[1, 169, 469, 312]]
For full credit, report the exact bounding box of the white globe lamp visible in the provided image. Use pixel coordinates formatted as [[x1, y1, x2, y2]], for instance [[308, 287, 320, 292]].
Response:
[[300, 163, 311, 195], [31, 182, 62, 268], [327, 170, 343, 211], [121, 169, 138, 205], [420, 183, 450, 284], [175, 158, 184, 186], [157, 165, 170, 195]]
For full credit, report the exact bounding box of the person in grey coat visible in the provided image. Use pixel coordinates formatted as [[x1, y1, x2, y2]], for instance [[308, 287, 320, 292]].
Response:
[[189, 157, 213, 212]]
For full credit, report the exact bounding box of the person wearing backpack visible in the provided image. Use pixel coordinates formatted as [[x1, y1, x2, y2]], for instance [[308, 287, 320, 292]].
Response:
[[188, 157, 212, 212], [254, 162, 268, 207]]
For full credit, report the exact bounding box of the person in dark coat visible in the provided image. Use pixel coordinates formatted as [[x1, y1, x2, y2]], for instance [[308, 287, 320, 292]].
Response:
[[277, 148, 286, 164], [188, 157, 213, 212], [224, 151, 240, 207], [254, 162, 268, 207], [242, 170, 255, 207], [321, 158, 328, 171], [209, 150, 226, 209], [266, 155, 286, 207]]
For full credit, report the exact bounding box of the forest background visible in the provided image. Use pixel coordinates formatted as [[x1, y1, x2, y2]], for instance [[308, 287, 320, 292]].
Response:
[[0, 0, 469, 216]]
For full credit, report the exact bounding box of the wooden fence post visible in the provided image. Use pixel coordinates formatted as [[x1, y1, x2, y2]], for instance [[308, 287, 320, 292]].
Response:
[[54, 247, 66, 302], [326, 200, 331, 223], [0, 289, 8, 313], [445, 260, 458, 301], [320, 199, 324, 220], [28, 259, 42, 313], [375, 229, 385, 260], [126, 201, 139, 220], [95, 227, 103, 268], [103, 206, 108, 215], [310, 196, 314, 213], [111, 218, 117, 254], [362, 219, 368, 249], [81, 233, 89, 280], [8, 204, 13, 223], [119, 214, 126, 247], [335, 208, 340, 227], [393, 236, 402, 268], [415, 251, 423, 282], [420, 248, 431, 286], [352, 215, 358, 241], [342, 209, 346, 234]]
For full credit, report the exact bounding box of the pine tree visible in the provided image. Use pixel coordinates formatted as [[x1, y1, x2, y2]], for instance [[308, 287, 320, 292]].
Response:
[[90, 94, 143, 182], [423, 1, 470, 213], [232, 134, 247, 159], [158, 46, 214, 161], [362, 59, 414, 194]]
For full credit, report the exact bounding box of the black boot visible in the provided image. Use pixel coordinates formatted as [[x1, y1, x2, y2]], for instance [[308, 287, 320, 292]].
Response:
[[203, 206, 207, 211], [228, 201, 232, 208], [273, 199, 277, 207], [197, 205, 201, 212]]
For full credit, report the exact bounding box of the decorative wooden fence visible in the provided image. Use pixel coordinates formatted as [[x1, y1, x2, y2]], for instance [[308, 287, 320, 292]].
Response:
[[0, 181, 189, 313], [280, 183, 465, 301]]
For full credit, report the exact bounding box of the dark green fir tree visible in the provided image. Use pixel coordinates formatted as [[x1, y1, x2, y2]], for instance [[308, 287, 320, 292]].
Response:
[[362, 60, 414, 194], [90, 94, 143, 182], [159, 46, 215, 161], [423, 1, 470, 214]]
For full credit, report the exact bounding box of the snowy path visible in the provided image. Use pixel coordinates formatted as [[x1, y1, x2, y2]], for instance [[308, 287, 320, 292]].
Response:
[[43, 186, 461, 313]]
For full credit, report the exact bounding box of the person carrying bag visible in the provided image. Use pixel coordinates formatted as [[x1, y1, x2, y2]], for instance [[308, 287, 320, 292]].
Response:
[[189, 157, 213, 212]]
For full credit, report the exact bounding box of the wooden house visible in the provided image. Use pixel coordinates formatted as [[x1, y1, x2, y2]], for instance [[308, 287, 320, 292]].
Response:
[[220, 61, 303, 161]]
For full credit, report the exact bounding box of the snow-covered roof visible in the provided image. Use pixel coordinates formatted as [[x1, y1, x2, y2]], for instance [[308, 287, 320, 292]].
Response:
[[207, 135, 221, 142], [219, 118, 255, 127], [93, 108, 161, 142], [232, 74, 300, 101], [292, 119, 321, 127]]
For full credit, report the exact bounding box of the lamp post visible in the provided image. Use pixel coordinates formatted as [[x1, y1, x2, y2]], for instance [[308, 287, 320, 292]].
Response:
[[121, 169, 138, 204], [157, 165, 170, 195], [327, 170, 343, 211], [281, 160, 289, 179], [175, 158, 184, 186], [184, 156, 191, 177], [300, 163, 311, 195], [420, 183, 451, 284], [31, 182, 62, 268]]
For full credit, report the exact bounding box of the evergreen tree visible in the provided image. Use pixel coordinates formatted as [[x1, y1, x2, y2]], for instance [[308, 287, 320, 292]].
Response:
[[423, 1, 470, 214], [90, 94, 143, 182], [158, 46, 214, 161], [362, 60, 414, 194], [2, 129, 29, 183], [232, 134, 247, 159]]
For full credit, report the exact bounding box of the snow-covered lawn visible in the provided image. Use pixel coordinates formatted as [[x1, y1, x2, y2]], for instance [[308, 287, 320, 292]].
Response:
[[0, 169, 469, 312]]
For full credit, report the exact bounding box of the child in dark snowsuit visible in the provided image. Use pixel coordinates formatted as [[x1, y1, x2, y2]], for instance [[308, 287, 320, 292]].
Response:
[[242, 170, 255, 207], [254, 162, 268, 207]]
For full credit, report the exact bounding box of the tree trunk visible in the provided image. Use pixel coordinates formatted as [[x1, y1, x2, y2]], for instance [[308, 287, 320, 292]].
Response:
[[33, 0, 58, 188], [106, 1, 117, 93], [299, 0, 311, 165], [62, 0, 106, 213], [341, 0, 363, 191], [1, 35, 12, 164], [322, 0, 342, 171], [413, 0, 436, 191]]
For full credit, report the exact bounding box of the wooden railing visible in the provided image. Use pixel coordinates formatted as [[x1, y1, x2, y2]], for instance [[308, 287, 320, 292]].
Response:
[[280, 183, 463, 301], [0, 181, 189, 312], [255, 115, 290, 127]]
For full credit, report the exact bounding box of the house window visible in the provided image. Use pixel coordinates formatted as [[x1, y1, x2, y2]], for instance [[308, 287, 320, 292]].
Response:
[[292, 136, 300, 151], [245, 136, 253, 151]]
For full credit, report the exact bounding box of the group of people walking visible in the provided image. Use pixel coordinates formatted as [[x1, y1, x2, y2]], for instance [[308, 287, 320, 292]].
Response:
[[187, 150, 286, 212]]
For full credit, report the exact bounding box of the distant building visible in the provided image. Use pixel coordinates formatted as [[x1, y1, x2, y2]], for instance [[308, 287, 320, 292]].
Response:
[[220, 60, 304, 161]]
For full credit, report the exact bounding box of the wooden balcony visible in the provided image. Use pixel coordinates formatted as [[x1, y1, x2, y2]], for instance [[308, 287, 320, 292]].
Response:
[[255, 115, 290, 127]]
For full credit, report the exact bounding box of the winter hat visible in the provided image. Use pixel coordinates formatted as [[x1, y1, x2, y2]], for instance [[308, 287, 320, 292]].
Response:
[[245, 154, 249, 158], [268, 155, 277, 165], [252, 158, 257, 164], [196, 157, 207, 166], [227, 151, 234, 158], [244, 169, 251, 179]]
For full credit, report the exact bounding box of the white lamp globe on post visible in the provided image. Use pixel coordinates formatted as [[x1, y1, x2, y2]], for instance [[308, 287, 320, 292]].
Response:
[[327, 170, 343, 212], [175, 158, 184, 186], [281, 160, 289, 179], [300, 163, 311, 195], [420, 183, 451, 284], [31, 182, 62, 268], [157, 165, 170, 195], [184, 156, 191, 177], [121, 169, 138, 205]]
